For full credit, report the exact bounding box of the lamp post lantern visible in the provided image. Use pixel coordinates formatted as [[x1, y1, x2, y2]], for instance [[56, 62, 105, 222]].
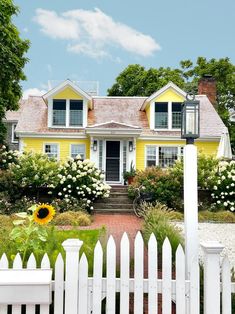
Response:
[[181, 94, 200, 144], [181, 94, 200, 301]]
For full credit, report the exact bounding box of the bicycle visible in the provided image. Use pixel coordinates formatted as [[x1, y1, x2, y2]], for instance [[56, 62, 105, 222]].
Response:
[[133, 186, 154, 217]]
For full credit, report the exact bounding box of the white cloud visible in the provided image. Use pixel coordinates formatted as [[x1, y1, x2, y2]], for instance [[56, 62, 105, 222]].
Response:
[[34, 8, 161, 58], [23, 88, 47, 99], [34, 9, 80, 40]]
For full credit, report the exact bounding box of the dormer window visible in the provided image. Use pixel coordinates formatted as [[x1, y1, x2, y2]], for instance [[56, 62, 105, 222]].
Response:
[[69, 100, 83, 126], [155, 102, 182, 130], [155, 102, 168, 129], [53, 100, 66, 126], [51, 99, 84, 128], [172, 102, 182, 129]]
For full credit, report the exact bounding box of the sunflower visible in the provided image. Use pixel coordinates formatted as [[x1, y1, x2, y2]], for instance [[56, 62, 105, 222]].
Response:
[[33, 204, 55, 225]]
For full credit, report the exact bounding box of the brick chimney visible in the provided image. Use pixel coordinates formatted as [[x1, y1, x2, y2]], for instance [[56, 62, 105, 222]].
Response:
[[198, 75, 217, 106]]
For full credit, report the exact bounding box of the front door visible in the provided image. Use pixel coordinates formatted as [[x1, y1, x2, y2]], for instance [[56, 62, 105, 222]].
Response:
[[106, 141, 120, 182]]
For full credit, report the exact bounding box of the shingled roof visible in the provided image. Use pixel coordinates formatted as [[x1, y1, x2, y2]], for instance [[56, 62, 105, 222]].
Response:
[[7, 94, 225, 139]]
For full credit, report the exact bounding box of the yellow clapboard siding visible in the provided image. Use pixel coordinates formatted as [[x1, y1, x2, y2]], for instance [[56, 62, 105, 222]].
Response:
[[154, 88, 185, 102], [22, 138, 90, 160], [136, 139, 219, 170], [145, 103, 150, 124], [53, 87, 83, 100]]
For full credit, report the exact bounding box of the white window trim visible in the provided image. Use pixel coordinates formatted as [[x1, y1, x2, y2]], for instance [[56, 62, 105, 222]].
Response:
[[70, 143, 86, 159], [48, 98, 87, 129], [151, 101, 182, 131], [11, 123, 19, 143], [145, 145, 183, 168], [43, 143, 60, 160]]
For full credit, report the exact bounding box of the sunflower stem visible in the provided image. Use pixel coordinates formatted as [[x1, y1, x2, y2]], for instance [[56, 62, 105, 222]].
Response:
[[22, 219, 33, 265]]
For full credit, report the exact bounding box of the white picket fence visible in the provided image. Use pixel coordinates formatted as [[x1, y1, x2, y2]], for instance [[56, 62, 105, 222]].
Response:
[[0, 232, 234, 314]]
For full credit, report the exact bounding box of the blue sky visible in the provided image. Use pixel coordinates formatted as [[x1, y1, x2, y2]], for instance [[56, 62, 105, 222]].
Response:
[[14, 0, 235, 97]]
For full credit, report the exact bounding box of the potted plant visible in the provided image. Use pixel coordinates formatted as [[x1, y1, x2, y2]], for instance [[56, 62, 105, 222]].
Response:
[[123, 161, 136, 185]]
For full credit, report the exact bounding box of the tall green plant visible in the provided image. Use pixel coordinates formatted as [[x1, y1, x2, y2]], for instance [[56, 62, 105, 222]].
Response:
[[0, 0, 30, 143], [142, 202, 183, 257]]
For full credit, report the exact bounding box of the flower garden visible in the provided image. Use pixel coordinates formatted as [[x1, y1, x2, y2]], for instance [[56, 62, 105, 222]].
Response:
[[0, 145, 109, 266], [0, 145, 234, 269]]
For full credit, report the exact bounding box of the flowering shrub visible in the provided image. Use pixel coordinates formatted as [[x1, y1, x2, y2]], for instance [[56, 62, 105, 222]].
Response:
[[51, 197, 88, 213], [211, 160, 235, 212], [128, 166, 182, 210], [0, 193, 36, 215], [0, 145, 19, 170], [53, 157, 110, 210], [170, 153, 219, 190], [129, 154, 220, 212], [10, 152, 60, 191]]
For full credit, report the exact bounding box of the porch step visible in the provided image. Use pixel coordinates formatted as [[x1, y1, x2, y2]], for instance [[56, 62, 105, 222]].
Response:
[[94, 185, 133, 212], [95, 197, 133, 204], [93, 207, 133, 213], [95, 203, 133, 210]]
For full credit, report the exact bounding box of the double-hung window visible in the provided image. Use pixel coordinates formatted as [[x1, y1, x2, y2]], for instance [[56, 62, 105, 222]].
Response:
[[155, 102, 168, 129], [12, 123, 19, 143], [172, 102, 182, 129], [53, 100, 66, 126], [146, 146, 157, 167], [44, 144, 59, 159], [146, 146, 183, 168], [70, 144, 85, 160], [154, 102, 182, 129], [69, 100, 83, 126]]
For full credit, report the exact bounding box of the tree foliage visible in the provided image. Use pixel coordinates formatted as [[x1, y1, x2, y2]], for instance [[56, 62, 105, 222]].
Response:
[[107, 64, 185, 96], [0, 0, 29, 143], [107, 58, 235, 152], [181, 57, 235, 153]]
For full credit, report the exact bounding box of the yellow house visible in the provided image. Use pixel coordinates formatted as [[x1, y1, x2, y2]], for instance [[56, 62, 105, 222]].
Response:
[[6, 79, 226, 184]]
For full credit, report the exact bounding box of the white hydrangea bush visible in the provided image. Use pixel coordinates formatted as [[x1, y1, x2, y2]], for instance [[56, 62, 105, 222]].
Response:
[[211, 160, 235, 212], [0, 145, 19, 170], [54, 157, 111, 211]]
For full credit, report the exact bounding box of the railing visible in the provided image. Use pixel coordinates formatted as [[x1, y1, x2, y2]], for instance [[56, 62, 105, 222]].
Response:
[[0, 233, 234, 313], [48, 80, 99, 96]]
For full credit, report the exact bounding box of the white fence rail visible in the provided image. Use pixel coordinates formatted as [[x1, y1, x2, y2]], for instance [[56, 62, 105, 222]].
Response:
[[0, 232, 234, 313]]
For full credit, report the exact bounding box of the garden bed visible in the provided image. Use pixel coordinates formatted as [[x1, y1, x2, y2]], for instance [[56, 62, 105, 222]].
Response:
[[0, 215, 105, 273]]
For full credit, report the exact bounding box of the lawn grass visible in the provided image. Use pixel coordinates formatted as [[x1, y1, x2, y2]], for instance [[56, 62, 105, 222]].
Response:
[[0, 217, 105, 274]]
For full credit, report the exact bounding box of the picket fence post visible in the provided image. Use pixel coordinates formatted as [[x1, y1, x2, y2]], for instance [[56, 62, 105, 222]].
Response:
[[62, 239, 83, 314], [201, 241, 224, 314]]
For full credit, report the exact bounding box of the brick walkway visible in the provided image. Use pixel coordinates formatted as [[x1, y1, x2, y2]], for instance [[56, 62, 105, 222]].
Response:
[[80, 213, 176, 313], [81, 213, 143, 262]]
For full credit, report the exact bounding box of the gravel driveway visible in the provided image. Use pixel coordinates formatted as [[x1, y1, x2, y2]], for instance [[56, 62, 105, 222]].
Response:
[[175, 222, 235, 266]]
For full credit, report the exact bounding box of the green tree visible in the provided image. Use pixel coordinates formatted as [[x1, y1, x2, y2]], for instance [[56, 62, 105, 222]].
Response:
[[107, 58, 235, 152], [180, 57, 235, 153], [107, 64, 185, 96], [0, 0, 29, 143]]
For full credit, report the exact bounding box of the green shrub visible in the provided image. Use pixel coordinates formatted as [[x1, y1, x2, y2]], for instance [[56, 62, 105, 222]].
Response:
[[51, 197, 87, 213], [142, 202, 184, 256], [129, 154, 220, 212], [0, 171, 22, 201], [170, 152, 219, 190], [211, 160, 235, 212], [129, 166, 182, 210], [0, 145, 19, 170], [54, 157, 111, 211], [53, 211, 91, 226], [10, 152, 60, 193]]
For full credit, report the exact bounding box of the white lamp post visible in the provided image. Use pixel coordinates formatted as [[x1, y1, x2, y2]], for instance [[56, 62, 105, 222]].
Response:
[[181, 95, 200, 278]]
